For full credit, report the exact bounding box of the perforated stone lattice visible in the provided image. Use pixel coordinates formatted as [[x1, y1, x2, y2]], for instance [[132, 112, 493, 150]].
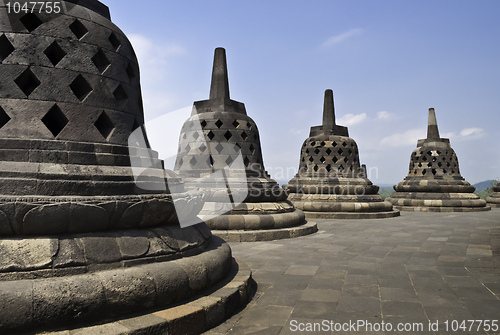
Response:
[[20, 13, 43, 32], [0, 106, 11, 129], [94, 111, 115, 140], [70, 74, 93, 101], [408, 148, 461, 177], [0, 8, 144, 144], [108, 32, 121, 51], [0, 34, 15, 62], [69, 19, 88, 40], [42, 104, 68, 137], [176, 117, 264, 170], [14, 68, 41, 97], [44, 41, 67, 66], [91, 49, 111, 73], [299, 138, 360, 174]]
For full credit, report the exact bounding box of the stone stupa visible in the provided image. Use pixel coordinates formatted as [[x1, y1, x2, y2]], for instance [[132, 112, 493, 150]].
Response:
[[486, 182, 500, 207], [387, 108, 490, 212], [174, 48, 317, 241], [0, 2, 250, 333], [285, 90, 399, 218]]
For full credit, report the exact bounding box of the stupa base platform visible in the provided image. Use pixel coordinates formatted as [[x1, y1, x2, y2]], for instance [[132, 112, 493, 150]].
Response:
[[387, 192, 490, 212], [0, 231, 244, 333], [44, 258, 253, 335], [211, 221, 318, 242], [485, 203, 500, 208], [288, 194, 399, 220], [304, 210, 400, 219], [393, 205, 491, 212], [201, 203, 316, 240], [486, 192, 500, 208]]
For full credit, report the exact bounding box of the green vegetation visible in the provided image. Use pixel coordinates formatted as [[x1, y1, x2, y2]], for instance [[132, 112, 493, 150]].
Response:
[[377, 180, 499, 200], [476, 179, 498, 199], [379, 187, 394, 199]]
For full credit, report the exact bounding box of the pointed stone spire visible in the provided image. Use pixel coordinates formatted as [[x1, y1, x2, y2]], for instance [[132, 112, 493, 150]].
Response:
[[323, 89, 335, 131], [309, 89, 348, 137], [209, 47, 230, 100], [427, 108, 440, 139]]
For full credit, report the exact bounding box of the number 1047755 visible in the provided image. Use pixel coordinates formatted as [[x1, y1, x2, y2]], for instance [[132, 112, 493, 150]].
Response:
[[6, 2, 62, 14]]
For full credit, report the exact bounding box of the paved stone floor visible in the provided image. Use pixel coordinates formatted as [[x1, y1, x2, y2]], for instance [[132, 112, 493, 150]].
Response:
[[206, 209, 500, 334]]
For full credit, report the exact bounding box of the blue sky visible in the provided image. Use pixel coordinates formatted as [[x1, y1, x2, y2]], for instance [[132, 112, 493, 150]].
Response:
[[105, 0, 500, 185]]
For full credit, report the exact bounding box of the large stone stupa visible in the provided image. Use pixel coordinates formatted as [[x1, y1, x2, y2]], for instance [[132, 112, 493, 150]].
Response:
[[174, 48, 317, 241], [285, 90, 399, 219], [0, 2, 250, 333], [387, 108, 490, 212]]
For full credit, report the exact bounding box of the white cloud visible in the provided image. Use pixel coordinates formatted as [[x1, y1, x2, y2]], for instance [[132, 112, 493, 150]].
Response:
[[376, 111, 393, 120], [129, 34, 185, 62], [441, 131, 456, 139], [337, 113, 367, 126], [322, 28, 363, 48], [380, 128, 426, 147], [289, 128, 304, 135], [379, 126, 486, 148], [460, 127, 484, 137], [144, 106, 193, 169], [128, 34, 185, 85], [128, 34, 187, 119]]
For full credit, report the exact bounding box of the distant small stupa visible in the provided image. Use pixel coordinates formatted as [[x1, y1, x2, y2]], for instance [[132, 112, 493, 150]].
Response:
[[486, 182, 500, 207], [285, 90, 399, 219], [387, 108, 490, 212], [174, 48, 317, 240]]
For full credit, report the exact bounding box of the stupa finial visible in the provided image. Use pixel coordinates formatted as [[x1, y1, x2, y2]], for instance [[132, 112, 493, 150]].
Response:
[[209, 47, 230, 100], [427, 108, 440, 139], [323, 89, 335, 131]]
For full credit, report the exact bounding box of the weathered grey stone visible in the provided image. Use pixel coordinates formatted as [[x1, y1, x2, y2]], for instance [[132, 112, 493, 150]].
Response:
[[174, 48, 314, 240], [0, 2, 235, 333], [116, 230, 150, 259], [117, 314, 167, 335], [285, 90, 399, 219], [80, 236, 121, 264], [97, 266, 156, 313], [149, 261, 191, 306], [387, 109, 490, 212], [486, 183, 500, 207], [154, 306, 206, 335], [33, 275, 106, 327], [153, 227, 181, 251], [119, 199, 175, 228], [0, 209, 13, 235], [0, 238, 58, 271], [53, 238, 86, 268], [145, 230, 176, 256], [23, 202, 109, 234], [0, 280, 33, 331]]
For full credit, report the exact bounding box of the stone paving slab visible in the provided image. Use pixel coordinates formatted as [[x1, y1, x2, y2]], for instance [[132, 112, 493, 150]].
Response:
[[205, 209, 500, 334]]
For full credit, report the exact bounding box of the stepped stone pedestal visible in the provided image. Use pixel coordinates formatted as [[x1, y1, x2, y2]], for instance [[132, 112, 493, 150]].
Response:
[[387, 108, 490, 212], [486, 183, 500, 208], [174, 48, 317, 241], [285, 90, 399, 219], [0, 2, 250, 333]]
